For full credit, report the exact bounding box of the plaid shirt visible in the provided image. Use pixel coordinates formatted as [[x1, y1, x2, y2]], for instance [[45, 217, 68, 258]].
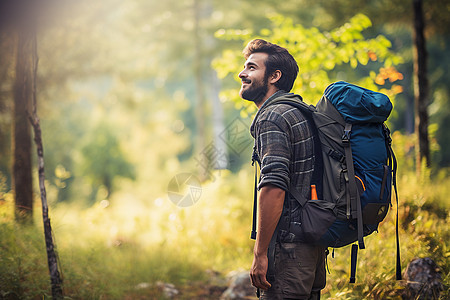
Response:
[[250, 91, 315, 241]]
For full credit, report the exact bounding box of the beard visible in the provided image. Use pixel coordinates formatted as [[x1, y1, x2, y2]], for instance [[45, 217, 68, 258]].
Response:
[[239, 77, 268, 106]]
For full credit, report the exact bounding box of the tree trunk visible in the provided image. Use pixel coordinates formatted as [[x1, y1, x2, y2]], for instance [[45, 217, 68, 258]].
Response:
[[413, 0, 430, 174], [194, 0, 209, 180], [28, 32, 64, 300], [30, 114, 64, 299], [13, 25, 34, 223], [211, 70, 228, 170]]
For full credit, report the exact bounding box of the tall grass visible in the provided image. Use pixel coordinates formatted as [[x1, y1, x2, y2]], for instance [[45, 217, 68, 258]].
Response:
[[0, 169, 255, 299], [324, 169, 449, 299], [321, 128, 450, 299], [0, 158, 449, 299]]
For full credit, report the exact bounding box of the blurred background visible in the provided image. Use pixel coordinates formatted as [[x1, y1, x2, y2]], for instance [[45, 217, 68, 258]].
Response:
[[0, 0, 449, 299]]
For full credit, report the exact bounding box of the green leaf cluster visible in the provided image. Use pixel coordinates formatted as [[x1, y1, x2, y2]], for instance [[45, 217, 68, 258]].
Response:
[[213, 13, 403, 111]]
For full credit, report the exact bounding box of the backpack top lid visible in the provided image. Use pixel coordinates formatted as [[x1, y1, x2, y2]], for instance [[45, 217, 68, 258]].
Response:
[[324, 81, 392, 124]]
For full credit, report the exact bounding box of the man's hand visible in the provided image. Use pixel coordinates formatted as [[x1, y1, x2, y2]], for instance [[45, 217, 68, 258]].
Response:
[[250, 184, 285, 291], [250, 253, 271, 290]]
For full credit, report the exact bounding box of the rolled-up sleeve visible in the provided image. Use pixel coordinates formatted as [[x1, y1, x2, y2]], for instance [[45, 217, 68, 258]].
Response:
[[255, 119, 291, 191]]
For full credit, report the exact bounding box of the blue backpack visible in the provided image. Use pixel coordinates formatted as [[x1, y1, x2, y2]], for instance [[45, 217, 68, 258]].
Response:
[[251, 81, 401, 283]]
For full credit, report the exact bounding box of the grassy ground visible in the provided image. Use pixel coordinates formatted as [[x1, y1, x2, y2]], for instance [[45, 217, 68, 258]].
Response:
[[0, 166, 448, 299]]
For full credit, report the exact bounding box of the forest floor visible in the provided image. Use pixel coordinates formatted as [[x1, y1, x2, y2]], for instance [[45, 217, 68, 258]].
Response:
[[122, 281, 229, 300]]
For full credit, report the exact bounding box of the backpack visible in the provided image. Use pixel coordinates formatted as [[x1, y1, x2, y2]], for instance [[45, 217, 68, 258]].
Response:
[[250, 81, 401, 283]]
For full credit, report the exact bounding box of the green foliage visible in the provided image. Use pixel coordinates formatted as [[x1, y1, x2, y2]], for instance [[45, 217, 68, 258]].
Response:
[[0, 1, 449, 298], [313, 0, 450, 36], [322, 131, 449, 299], [80, 121, 136, 199], [0, 169, 255, 299], [0, 223, 50, 298], [325, 170, 449, 299], [213, 14, 404, 117], [1, 152, 449, 299]]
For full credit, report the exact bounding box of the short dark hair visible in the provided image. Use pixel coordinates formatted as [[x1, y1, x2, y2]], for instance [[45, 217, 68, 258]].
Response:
[[243, 39, 299, 92]]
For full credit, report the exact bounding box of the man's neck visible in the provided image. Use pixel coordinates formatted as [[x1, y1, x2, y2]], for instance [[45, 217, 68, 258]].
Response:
[[256, 87, 280, 109]]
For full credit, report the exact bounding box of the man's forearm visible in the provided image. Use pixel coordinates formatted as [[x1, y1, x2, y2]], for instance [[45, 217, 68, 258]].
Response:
[[254, 184, 285, 257]]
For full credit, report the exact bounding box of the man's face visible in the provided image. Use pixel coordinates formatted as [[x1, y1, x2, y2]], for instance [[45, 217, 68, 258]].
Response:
[[238, 52, 269, 105]]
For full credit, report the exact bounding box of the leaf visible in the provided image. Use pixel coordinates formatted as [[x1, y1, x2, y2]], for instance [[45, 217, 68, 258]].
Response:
[[356, 13, 372, 28], [356, 51, 369, 65], [350, 57, 358, 69], [376, 35, 392, 48], [324, 60, 335, 70], [260, 28, 271, 36]]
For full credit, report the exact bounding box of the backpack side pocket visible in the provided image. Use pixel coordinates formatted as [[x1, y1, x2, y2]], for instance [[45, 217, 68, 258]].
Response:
[[290, 200, 337, 244]]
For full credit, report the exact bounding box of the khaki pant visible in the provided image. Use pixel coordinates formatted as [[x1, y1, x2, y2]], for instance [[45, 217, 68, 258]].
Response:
[[261, 243, 327, 300]]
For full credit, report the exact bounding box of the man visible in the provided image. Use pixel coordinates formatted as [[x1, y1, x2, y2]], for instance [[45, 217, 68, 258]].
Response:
[[239, 39, 326, 299]]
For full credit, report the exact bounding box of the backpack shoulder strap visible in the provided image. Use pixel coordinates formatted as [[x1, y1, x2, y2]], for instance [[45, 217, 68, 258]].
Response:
[[383, 124, 402, 280], [273, 99, 324, 203], [251, 146, 259, 240], [250, 98, 317, 237]]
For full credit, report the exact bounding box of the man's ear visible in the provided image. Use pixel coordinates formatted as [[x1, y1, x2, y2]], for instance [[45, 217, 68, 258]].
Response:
[[269, 70, 282, 84]]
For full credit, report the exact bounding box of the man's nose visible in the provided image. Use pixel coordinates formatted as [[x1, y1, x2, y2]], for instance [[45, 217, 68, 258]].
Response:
[[238, 69, 247, 78]]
